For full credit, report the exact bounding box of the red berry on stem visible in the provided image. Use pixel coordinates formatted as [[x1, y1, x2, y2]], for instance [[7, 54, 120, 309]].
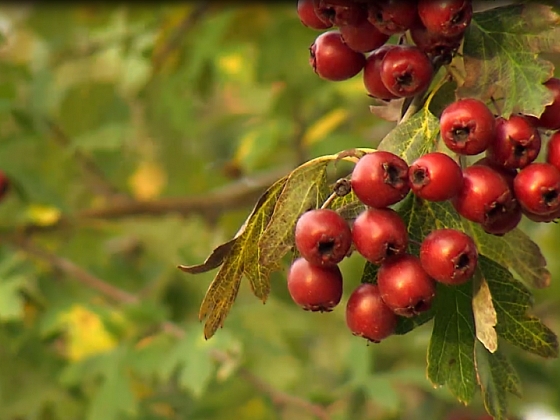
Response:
[[351, 151, 410, 208], [420, 229, 478, 285], [418, 0, 473, 38], [339, 19, 390, 53], [440, 98, 496, 155], [346, 283, 397, 342], [410, 19, 463, 61], [352, 208, 408, 265], [380, 45, 434, 98], [546, 131, 560, 171], [363, 45, 399, 100], [367, 0, 418, 35], [408, 152, 463, 201], [514, 162, 560, 216], [314, 0, 367, 27], [295, 209, 352, 267], [533, 77, 560, 130], [297, 0, 332, 30], [287, 257, 343, 312], [474, 157, 517, 190], [309, 31, 366, 82]]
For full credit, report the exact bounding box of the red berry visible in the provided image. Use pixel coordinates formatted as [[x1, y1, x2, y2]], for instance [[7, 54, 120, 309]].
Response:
[[440, 98, 496, 155], [309, 31, 366, 81], [410, 19, 463, 61], [420, 229, 478, 285], [452, 165, 516, 225], [514, 163, 560, 216], [523, 206, 560, 223], [486, 115, 541, 169], [546, 131, 560, 171], [295, 209, 352, 267], [339, 19, 390, 53], [346, 283, 397, 342], [297, 0, 332, 29], [0, 171, 9, 199], [380, 45, 434, 98], [473, 157, 517, 191], [363, 45, 399, 100], [408, 152, 463, 201], [418, 0, 473, 38], [533, 77, 560, 130], [352, 208, 408, 264], [367, 0, 418, 35], [287, 257, 343, 312], [378, 254, 435, 317], [314, 0, 367, 27], [351, 151, 410, 208]]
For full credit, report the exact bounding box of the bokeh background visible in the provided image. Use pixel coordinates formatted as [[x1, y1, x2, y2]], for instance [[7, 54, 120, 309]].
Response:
[[0, 3, 559, 420]]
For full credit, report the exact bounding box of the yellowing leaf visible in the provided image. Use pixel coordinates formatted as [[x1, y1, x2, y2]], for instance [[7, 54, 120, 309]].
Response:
[[26, 204, 62, 226], [302, 108, 349, 146], [128, 161, 167, 200], [472, 269, 498, 354], [217, 53, 244, 76]]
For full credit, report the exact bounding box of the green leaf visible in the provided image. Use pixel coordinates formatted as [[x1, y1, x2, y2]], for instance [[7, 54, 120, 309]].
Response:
[[70, 122, 129, 152], [461, 4, 560, 117], [0, 276, 26, 321]]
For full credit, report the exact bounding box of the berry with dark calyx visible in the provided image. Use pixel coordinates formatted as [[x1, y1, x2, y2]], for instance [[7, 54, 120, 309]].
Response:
[[482, 204, 522, 235], [410, 19, 463, 62], [418, 0, 473, 38], [287, 257, 343, 312], [440, 98, 496, 155], [363, 45, 399, 100], [546, 131, 560, 172], [408, 152, 463, 201], [367, 0, 418, 35], [420, 229, 478, 285], [351, 151, 410, 208], [514, 162, 560, 216], [297, 0, 333, 29], [339, 19, 390, 53], [346, 283, 397, 343], [295, 208, 352, 267], [314, 0, 367, 27], [380, 45, 434, 98], [486, 115, 541, 169], [377, 254, 436, 317], [532, 77, 560, 130], [474, 157, 517, 190], [452, 164, 516, 225], [352, 208, 408, 265], [309, 31, 366, 81]]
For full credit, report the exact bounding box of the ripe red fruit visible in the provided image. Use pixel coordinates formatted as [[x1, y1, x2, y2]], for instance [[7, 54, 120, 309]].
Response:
[[440, 98, 496, 155], [314, 0, 367, 27], [523, 206, 560, 223], [295, 209, 352, 267], [418, 0, 473, 38], [514, 163, 560, 216], [473, 157, 517, 190], [482, 205, 522, 235], [486, 115, 541, 169], [452, 165, 516, 225], [297, 0, 332, 29], [367, 0, 418, 35], [309, 31, 366, 81], [420, 229, 478, 285], [287, 257, 343, 312], [533, 77, 560, 130], [410, 20, 463, 61], [339, 19, 390, 53], [380, 45, 434, 98], [352, 208, 408, 264], [346, 283, 397, 342], [408, 152, 463, 201], [546, 131, 560, 171], [351, 151, 410, 208], [0, 171, 9, 199], [363, 45, 399, 100], [377, 254, 436, 317]]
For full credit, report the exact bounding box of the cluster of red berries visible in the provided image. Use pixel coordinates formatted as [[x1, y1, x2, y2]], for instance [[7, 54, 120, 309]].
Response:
[[298, 0, 473, 97]]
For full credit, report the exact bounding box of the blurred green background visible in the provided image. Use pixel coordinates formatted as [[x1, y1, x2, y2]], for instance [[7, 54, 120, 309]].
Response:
[[0, 3, 559, 420]]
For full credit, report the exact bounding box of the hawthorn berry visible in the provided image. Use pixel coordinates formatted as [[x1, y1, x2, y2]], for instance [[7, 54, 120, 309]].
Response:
[[377, 254, 436, 318], [440, 98, 496, 155], [420, 229, 478, 285], [351, 151, 410, 208], [408, 152, 463, 201], [339, 19, 390, 53], [486, 115, 541, 169], [287, 257, 343, 312], [295, 208, 352, 267], [533, 77, 560, 130], [346, 283, 397, 342], [363, 45, 399, 100], [310, 31, 366, 81], [418, 0, 473, 38], [367, 0, 418, 35], [0, 171, 9, 199], [297, 0, 332, 29], [352, 208, 408, 264], [409, 20, 463, 62], [514, 162, 560, 216], [380, 45, 434, 98], [546, 131, 560, 171], [314, 0, 367, 27], [474, 157, 517, 191], [482, 203, 522, 235]]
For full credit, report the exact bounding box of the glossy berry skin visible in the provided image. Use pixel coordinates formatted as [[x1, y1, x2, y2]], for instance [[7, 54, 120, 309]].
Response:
[[339, 19, 390, 53], [367, 0, 418, 35], [440, 98, 496, 155], [514, 163, 560, 216], [418, 0, 473, 38], [297, 0, 332, 29], [310, 31, 366, 82], [378, 254, 436, 317], [380, 45, 434, 98], [486, 115, 541, 169], [295, 209, 352, 267], [352, 208, 408, 265], [534, 78, 560, 130], [351, 151, 410, 208], [410, 20, 463, 61], [363, 45, 399, 100], [314, 0, 367, 27], [346, 283, 397, 343], [420, 229, 478, 285], [546, 131, 560, 171], [408, 152, 463, 201], [287, 257, 343, 312], [473, 157, 517, 191], [452, 165, 516, 225]]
